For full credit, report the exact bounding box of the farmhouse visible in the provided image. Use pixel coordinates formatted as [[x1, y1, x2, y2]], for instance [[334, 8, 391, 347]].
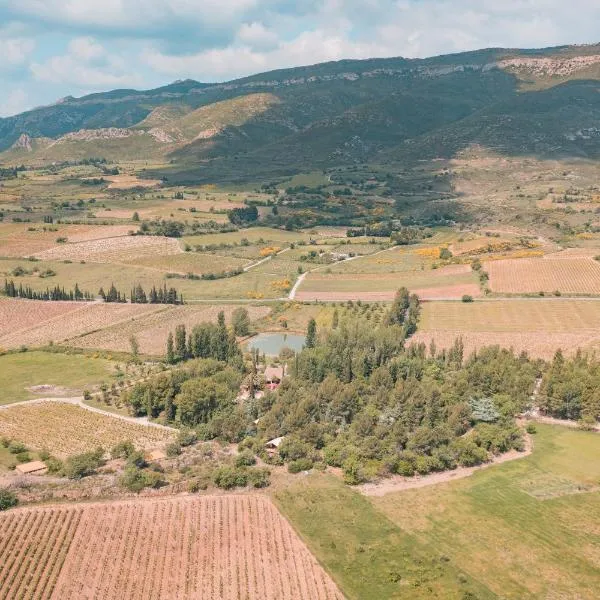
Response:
[[265, 436, 284, 456], [264, 365, 285, 390], [15, 460, 48, 475]]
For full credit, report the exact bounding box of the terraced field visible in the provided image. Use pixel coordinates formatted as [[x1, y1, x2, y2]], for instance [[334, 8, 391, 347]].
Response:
[[0, 495, 343, 600]]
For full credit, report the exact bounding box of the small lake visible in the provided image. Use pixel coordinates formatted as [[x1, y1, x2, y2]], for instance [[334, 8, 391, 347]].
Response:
[[245, 332, 306, 356]]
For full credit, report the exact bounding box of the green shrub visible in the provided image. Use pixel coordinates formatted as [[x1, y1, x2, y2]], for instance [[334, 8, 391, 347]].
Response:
[[8, 441, 27, 454], [15, 452, 31, 463], [525, 423, 537, 434], [63, 447, 105, 479], [0, 488, 18, 511], [111, 441, 135, 459], [120, 467, 164, 492], [235, 450, 256, 467], [248, 467, 271, 488], [213, 466, 248, 490], [288, 458, 313, 473], [176, 429, 198, 447], [461, 295, 474, 303], [166, 443, 182, 457]]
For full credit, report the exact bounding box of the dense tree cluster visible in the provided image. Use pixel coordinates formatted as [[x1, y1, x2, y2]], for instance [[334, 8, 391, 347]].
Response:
[[539, 350, 600, 423], [3, 279, 93, 301], [121, 359, 244, 434], [124, 289, 542, 485], [228, 205, 259, 226], [129, 283, 183, 305], [165, 313, 240, 365]]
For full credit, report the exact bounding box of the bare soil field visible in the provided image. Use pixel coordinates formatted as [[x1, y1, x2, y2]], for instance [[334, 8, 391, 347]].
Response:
[[297, 264, 481, 301], [486, 257, 600, 294], [69, 304, 271, 355], [0, 298, 161, 350], [0, 495, 343, 600], [0, 402, 173, 457], [34, 235, 182, 263], [411, 299, 600, 358]]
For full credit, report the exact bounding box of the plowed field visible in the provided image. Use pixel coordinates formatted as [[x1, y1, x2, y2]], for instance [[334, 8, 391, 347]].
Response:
[[0, 495, 343, 600], [486, 257, 600, 294]]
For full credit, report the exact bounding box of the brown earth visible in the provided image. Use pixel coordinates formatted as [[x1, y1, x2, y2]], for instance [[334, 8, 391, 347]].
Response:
[[0, 495, 344, 600]]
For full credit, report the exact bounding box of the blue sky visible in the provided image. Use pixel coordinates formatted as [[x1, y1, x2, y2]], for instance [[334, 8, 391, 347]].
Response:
[[0, 0, 599, 117]]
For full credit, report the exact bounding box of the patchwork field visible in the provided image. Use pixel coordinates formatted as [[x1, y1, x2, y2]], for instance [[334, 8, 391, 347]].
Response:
[[372, 425, 600, 600], [0, 298, 161, 350], [0, 351, 118, 404], [69, 304, 271, 355], [411, 299, 600, 358], [0, 495, 343, 600], [296, 264, 481, 301], [486, 256, 600, 294], [0, 402, 173, 456]]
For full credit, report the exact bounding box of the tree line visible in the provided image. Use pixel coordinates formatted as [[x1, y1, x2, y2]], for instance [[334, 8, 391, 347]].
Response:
[[3, 279, 93, 301]]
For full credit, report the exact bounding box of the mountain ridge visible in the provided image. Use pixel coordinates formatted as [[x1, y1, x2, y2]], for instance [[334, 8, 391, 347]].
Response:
[[2, 43, 600, 181]]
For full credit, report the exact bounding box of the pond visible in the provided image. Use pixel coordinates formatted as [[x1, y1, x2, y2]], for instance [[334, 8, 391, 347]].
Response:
[[245, 332, 306, 356]]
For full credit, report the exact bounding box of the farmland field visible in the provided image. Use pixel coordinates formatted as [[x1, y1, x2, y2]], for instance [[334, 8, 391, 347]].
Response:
[[0, 298, 161, 350], [125, 252, 251, 274], [0, 495, 343, 600], [486, 257, 600, 294], [0, 352, 118, 404], [69, 304, 271, 355], [0, 224, 136, 258], [372, 425, 600, 600], [296, 264, 481, 301], [0, 402, 173, 456], [411, 299, 600, 358], [34, 235, 182, 263]]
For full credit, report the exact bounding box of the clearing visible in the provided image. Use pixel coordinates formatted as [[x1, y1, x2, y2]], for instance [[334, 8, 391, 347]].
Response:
[[0, 351, 118, 404], [0, 495, 343, 600]]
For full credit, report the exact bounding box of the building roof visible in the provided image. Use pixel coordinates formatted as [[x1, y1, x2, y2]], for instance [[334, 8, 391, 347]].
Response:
[[264, 366, 285, 382], [265, 436, 284, 448], [15, 461, 48, 475]]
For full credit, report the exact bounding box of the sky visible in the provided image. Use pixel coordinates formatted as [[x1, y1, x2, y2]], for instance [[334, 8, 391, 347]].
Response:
[[0, 0, 599, 117]]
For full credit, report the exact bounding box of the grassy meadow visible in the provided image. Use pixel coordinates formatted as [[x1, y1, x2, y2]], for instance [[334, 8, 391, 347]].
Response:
[[0, 351, 118, 404], [373, 425, 600, 600]]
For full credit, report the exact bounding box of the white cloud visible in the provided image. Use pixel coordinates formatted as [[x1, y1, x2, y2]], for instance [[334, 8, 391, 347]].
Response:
[[236, 22, 279, 51], [0, 88, 29, 117], [30, 36, 143, 89], [0, 36, 35, 68]]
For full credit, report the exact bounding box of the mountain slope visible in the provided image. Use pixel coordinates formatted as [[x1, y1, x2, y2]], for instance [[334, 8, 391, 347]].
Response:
[[1, 43, 600, 179]]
